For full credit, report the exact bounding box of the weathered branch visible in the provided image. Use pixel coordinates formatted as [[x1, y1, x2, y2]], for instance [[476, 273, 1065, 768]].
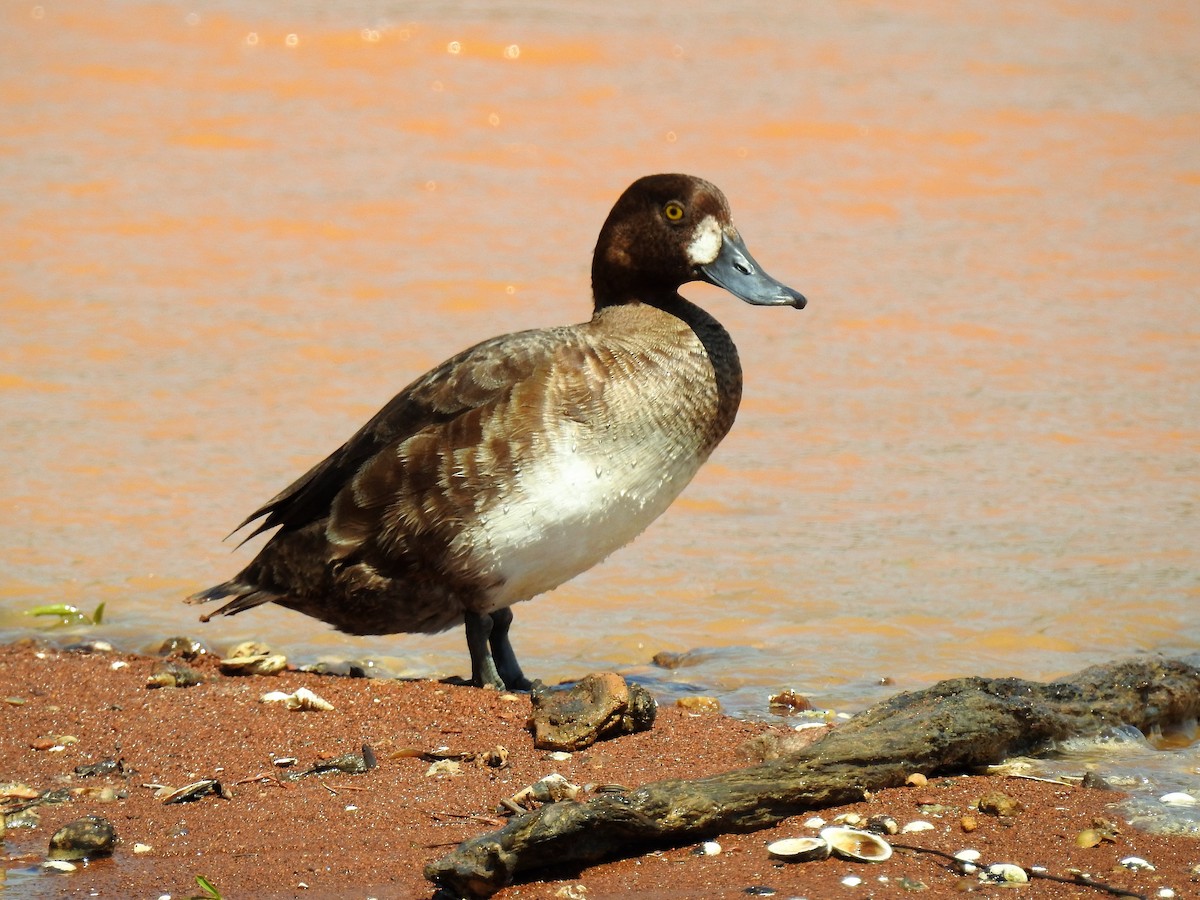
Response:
[[426, 657, 1200, 897]]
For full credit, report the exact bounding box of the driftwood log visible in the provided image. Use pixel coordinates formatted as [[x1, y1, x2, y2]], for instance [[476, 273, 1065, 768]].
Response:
[[426, 657, 1200, 897]]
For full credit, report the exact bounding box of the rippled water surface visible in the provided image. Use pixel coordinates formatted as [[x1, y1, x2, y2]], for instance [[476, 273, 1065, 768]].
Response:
[[2, 2, 1197, 792]]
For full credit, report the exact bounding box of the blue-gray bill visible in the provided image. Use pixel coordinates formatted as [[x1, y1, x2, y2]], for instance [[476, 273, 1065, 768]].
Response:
[[699, 230, 807, 309]]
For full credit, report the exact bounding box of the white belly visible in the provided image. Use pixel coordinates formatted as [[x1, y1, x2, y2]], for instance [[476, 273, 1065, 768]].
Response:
[[460, 422, 704, 611]]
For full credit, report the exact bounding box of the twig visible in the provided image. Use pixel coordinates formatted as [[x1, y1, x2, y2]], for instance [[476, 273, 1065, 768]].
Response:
[[1003, 773, 1076, 786], [232, 773, 290, 789], [1039, 871, 1147, 900], [890, 843, 1147, 900], [426, 809, 507, 827]]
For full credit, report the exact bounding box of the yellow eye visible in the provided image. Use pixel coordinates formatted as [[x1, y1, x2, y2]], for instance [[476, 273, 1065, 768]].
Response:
[[663, 201, 685, 222]]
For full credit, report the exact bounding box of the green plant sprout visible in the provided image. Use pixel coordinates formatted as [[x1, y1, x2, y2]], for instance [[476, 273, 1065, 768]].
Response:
[[24, 601, 106, 626]]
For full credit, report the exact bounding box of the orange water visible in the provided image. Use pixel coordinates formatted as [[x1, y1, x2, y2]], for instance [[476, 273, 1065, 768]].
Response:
[[2, 1, 1197, 759]]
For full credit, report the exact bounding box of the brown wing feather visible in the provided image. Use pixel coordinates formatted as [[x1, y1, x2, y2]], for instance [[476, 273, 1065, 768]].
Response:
[[234, 325, 575, 542]]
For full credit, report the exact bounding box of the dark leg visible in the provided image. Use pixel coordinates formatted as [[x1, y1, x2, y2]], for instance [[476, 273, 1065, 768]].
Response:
[[464, 612, 504, 690], [488, 607, 531, 691]]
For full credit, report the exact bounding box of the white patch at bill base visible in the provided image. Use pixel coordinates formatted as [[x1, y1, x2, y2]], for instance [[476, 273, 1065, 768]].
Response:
[[686, 215, 722, 265]]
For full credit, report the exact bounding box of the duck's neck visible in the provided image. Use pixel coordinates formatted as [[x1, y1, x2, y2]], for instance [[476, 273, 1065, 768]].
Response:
[[589, 294, 744, 451]]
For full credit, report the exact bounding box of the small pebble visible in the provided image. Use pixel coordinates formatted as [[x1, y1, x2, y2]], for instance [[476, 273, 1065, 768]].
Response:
[[676, 696, 721, 712], [960, 815, 977, 832], [696, 841, 721, 856], [43, 860, 77, 872], [865, 814, 898, 835], [1155, 889, 1175, 899], [901, 820, 934, 833], [133, 843, 153, 854], [803, 816, 825, 828], [1118, 856, 1155, 871], [977, 791, 1024, 818], [905, 773, 927, 787], [841, 875, 863, 887], [768, 689, 811, 714]]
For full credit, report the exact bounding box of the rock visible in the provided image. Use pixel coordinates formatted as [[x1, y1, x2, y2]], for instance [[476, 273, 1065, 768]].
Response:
[[147, 659, 206, 688], [767, 689, 812, 715], [156, 636, 209, 659], [48, 816, 117, 860], [74, 758, 125, 778], [676, 696, 721, 713], [977, 790, 1024, 818], [528, 673, 656, 751]]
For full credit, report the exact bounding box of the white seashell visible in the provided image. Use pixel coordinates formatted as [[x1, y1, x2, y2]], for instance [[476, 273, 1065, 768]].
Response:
[[953, 848, 981, 873], [506, 773, 581, 806], [1159, 792, 1197, 806], [424, 759, 461, 778], [43, 860, 77, 872], [1156, 889, 1175, 899], [803, 816, 825, 828], [259, 687, 333, 711], [132, 843, 153, 854], [841, 875, 863, 887], [220, 653, 288, 675], [766, 837, 830, 862], [697, 841, 721, 856], [833, 812, 862, 826], [901, 820, 934, 833], [983, 863, 1029, 884], [1119, 856, 1155, 871], [820, 827, 893, 863]]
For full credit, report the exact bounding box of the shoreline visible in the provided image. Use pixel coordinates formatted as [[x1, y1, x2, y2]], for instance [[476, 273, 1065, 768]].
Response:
[[2, 639, 1197, 899]]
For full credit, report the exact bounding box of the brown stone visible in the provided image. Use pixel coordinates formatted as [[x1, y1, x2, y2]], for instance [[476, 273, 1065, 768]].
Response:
[[528, 672, 656, 751]]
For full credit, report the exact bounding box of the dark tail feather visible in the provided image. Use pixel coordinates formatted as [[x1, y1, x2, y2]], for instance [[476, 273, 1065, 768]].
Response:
[[186, 582, 280, 622]]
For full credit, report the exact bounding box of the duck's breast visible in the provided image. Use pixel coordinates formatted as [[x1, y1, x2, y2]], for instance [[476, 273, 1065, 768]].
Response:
[[459, 307, 736, 610]]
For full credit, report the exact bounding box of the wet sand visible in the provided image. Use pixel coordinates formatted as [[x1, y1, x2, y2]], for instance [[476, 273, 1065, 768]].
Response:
[[2, 640, 1198, 898]]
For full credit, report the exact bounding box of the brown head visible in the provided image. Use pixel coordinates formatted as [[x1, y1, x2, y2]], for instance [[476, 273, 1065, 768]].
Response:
[[590, 173, 807, 311]]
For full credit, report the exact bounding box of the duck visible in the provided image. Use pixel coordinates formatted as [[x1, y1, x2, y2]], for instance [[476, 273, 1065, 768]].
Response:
[[187, 173, 805, 690]]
